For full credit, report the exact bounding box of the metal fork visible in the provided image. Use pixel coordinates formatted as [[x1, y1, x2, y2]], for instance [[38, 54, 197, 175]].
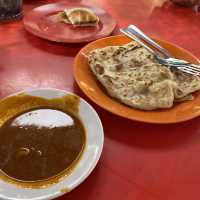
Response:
[[127, 25, 191, 66], [120, 28, 200, 76]]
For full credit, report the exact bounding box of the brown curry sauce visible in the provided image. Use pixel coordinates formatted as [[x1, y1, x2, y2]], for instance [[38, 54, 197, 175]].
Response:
[[0, 94, 86, 189]]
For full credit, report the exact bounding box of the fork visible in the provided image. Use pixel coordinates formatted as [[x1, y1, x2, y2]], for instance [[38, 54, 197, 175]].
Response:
[[120, 28, 200, 76], [127, 25, 191, 66]]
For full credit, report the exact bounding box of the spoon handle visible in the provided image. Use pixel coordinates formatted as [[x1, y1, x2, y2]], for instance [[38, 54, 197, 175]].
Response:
[[128, 25, 172, 58], [120, 28, 158, 57]]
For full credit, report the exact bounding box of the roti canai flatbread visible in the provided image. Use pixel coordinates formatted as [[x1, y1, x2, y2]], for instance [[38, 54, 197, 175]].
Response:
[[88, 42, 200, 110]]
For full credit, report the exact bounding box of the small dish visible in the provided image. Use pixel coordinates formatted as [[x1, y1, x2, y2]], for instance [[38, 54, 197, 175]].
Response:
[[0, 88, 104, 200], [74, 35, 200, 124], [23, 2, 116, 43]]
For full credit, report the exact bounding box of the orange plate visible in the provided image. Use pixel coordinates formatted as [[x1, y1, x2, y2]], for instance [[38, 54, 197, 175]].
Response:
[[23, 2, 116, 43], [74, 35, 200, 124]]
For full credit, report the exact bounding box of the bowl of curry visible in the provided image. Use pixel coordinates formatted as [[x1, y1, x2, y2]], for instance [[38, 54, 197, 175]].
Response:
[[0, 88, 104, 200]]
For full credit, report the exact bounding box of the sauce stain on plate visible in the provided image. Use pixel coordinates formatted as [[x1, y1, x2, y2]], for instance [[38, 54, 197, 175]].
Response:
[[38, 13, 102, 40]]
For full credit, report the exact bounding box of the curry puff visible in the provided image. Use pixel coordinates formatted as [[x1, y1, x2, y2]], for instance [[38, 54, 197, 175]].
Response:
[[58, 7, 99, 26], [88, 42, 200, 110]]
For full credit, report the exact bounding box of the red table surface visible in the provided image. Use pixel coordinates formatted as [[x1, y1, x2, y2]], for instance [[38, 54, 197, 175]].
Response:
[[1, 0, 200, 199]]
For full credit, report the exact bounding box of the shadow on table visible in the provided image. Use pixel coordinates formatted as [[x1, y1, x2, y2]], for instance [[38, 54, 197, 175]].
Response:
[[23, 30, 89, 57], [57, 158, 103, 200], [73, 82, 200, 150], [22, 22, 120, 57], [102, 112, 200, 150]]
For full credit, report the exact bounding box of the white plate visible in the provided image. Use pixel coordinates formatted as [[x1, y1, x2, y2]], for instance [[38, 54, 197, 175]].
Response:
[[0, 88, 104, 200]]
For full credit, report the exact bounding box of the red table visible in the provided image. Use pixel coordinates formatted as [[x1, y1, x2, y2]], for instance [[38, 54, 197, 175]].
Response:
[[1, 0, 200, 199]]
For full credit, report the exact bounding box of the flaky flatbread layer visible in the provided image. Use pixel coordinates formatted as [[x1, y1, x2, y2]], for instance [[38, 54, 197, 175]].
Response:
[[88, 42, 200, 110]]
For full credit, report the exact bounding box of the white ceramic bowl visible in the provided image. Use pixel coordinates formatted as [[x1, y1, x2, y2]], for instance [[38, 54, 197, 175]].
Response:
[[0, 88, 104, 200]]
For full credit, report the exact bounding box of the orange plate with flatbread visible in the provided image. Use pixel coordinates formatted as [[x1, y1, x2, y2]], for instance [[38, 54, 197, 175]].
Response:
[[23, 2, 116, 43], [74, 35, 200, 124]]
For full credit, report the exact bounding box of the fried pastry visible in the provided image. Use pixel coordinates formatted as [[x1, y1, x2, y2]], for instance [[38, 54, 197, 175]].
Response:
[[59, 7, 99, 26]]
